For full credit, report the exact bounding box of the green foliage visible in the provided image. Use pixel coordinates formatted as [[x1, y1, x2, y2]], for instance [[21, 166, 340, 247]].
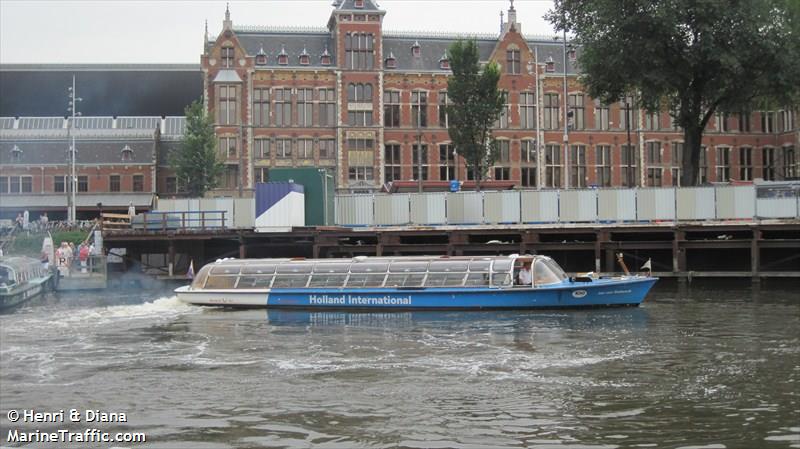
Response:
[[170, 100, 223, 197], [445, 39, 506, 190], [548, 0, 800, 185], [8, 231, 87, 257]]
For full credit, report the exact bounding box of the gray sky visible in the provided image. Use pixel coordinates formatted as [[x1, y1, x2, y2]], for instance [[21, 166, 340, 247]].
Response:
[[0, 0, 557, 64]]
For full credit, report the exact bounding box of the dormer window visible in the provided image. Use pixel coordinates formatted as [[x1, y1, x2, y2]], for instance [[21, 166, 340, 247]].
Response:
[[568, 47, 577, 61], [256, 46, 267, 65], [411, 41, 421, 57], [545, 56, 555, 72], [10, 144, 22, 162], [385, 51, 396, 69], [278, 45, 288, 65], [354, 0, 364, 8], [121, 144, 134, 162], [439, 53, 450, 70], [299, 47, 310, 65], [320, 49, 331, 66]]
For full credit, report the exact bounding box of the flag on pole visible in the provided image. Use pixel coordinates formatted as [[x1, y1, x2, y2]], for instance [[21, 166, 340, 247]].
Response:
[[187, 260, 195, 279]]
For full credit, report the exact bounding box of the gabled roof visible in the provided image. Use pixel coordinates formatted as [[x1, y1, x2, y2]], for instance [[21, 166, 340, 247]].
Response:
[[235, 30, 335, 68], [382, 36, 495, 72], [0, 139, 155, 165]]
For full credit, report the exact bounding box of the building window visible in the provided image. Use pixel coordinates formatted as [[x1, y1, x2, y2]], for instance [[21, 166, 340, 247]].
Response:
[[595, 100, 610, 130], [783, 146, 797, 179], [217, 84, 238, 125], [131, 175, 142, 192], [9, 145, 22, 162], [253, 88, 270, 126], [274, 88, 292, 127], [739, 147, 752, 181], [223, 166, 239, 189], [121, 145, 134, 162], [297, 89, 313, 127], [319, 139, 335, 159], [521, 139, 537, 164], [495, 91, 510, 128], [254, 167, 269, 184], [645, 110, 660, 131], [110, 175, 120, 192], [78, 175, 89, 193], [780, 110, 795, 132], [698, 145, 708, 183], [20, 176, 32, 193], [221, 47, 234, 68], [620, 100, 637, 130], [54, 175, 65, 193], [383, 91, 401, 128], [319, 88, 335, 127], [299, 54, 310, 66], [411, 41, 421, 57], [646, 141, 661, 164], [347, 83, 372, 102], [519, 92, 535, 129], [412, 91, 428, 128], [385, 144, 402, 183], [496, 140, 510, 163], [439, 143, 455, 181], [165, 176, 177, 193], [8, 176, 20, 193], [544, 144, 562, 188], [385, 54, 396, 69], [521, 168, 536, 188], [761, 111, 775, 133], [716, 112, 729, 132], [647, 168, 662, 187], [543, 93, 559, 130], [568, 94, 584, 130], [276, 138, 292, 158], [494, 167, 510, 180], [412, 144, 429, 181], [506, 49, 520, 74], [621, 144, 638, 187], [219, 136, 237, 158], [348, 138, 374, 182], [345, 32, 374, 70], [0, 177, 5, 194], [297, 139, 313, 159], [348, 110, 373, 126], [254, 138, 270, 159], [438, 91, 449, 128], [671, 142, 683, 186], [596, 145, 611, 187], [763, 147, 776, 181], [715, 147, 731, 181], [570, 144, 587, 188], [739, 112, 751, 132]]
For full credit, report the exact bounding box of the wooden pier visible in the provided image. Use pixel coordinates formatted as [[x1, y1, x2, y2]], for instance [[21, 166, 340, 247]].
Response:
[[101, 221, 800, 280]]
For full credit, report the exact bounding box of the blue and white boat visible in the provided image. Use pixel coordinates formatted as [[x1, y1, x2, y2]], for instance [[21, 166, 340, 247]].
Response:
[[175, 255, 657, 309]]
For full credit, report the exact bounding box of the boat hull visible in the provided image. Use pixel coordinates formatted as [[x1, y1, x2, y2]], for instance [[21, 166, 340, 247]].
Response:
[[176, 277, 658, 310], [0, 276, 53, 310]]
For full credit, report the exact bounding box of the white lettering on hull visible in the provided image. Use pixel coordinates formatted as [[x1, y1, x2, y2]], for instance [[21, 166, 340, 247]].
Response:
[[308, 294, 412, 306]]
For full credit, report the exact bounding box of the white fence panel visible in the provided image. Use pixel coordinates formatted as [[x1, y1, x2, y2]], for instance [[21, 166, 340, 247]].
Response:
[[598, 189, 637, 222], [756, 197, 798, 218], [336, 195, 374, 226], [233, 198, 255, 228], [521, 190, 559, 223], [410, 193, 447, 225], [559, 190, 597, 222], [484, 191, 521, 224], [715, 185, 755, 220], [446, 192, 484, 224], [677, 187, 715, 220], [374, 194, 410, 225], [637, 188, 676, 221]]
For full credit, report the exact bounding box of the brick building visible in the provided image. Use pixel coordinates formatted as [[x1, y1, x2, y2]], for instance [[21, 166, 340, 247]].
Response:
[[202, 0, 798, 194]]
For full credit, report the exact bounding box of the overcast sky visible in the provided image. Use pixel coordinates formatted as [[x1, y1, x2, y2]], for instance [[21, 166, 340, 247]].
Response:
[[0, 0, 557, 64]]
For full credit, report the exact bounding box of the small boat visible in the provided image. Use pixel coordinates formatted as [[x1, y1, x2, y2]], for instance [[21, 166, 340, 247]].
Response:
[[175, 255, 657, 310], [0, 256, 57, 310]]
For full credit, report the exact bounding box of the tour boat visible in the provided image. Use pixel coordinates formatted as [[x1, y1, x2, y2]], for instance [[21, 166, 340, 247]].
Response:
[[0, 256, 57, 310], [175, 255, 658, 309]]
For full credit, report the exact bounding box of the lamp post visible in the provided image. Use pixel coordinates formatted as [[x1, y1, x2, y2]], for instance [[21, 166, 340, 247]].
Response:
[[527, 52, 545, 190], [318, 168, 333, 225], [624, 99, 633, 187], [416, 92, 423, 193], [562, 30, 570, 189], [66, 75, 82, 223]]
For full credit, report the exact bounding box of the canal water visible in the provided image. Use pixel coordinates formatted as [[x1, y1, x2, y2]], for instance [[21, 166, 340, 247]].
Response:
[[0, 280, 798, 448]]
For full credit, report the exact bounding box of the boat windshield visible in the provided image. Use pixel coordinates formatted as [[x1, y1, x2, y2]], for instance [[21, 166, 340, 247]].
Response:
[[534, 257, 568, 285]]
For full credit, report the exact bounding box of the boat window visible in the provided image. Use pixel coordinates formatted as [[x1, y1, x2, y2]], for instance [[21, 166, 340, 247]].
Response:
[[276, 264, 313, 274], [491, 259, 513, 273], [468, 260, 492, 272], [272, 275, 310, 288], [385, 273, 425, 287], [349, 263, 389, 273], [235, 276, 274, 289], [211, 265, 240, 275], [534, 259, 565, 285], [425, 272, 467, 287], [204, 275, 237, 289], [191, 265, 212, 289], [241, 265, 277, 274], [346, 273, 386, 287], [313, 263, 350, 273], [389, 261, 428, 273], [464, 273, 490, 286], [492, 273, 512, 287], [429, 261, 469, 272], [308, 274, 347, 288]]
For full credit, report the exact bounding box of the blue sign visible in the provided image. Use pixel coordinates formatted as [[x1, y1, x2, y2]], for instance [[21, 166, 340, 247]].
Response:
[[450, 180, 460, 192]]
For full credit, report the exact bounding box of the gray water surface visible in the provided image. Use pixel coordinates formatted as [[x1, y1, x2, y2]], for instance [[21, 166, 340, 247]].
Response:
[[1, 280, 798, 448]]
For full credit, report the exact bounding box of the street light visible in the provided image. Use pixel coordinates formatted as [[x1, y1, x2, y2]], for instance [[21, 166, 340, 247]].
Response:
[[527, 52, 546, 190], [66, 75, 82, 223], [562, 31, 570, 189]]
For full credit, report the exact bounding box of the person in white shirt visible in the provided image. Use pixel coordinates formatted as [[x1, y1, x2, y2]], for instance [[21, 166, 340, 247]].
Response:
[[518, 261, 533, 286]]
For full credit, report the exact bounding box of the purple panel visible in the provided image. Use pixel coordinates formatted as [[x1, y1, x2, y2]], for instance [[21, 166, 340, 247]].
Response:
[[255, 182, 304, 215]]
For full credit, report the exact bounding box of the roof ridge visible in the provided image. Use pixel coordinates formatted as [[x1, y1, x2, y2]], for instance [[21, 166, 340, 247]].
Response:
[[233, 25, 329, 34]]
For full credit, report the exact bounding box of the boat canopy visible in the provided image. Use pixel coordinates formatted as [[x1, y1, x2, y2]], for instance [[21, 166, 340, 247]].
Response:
[[0, 256, 48, 287], [190, 255, 568, 290]]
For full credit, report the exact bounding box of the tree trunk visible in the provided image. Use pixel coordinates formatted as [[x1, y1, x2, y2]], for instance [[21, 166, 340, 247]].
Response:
[[681, 124, 704, 186]]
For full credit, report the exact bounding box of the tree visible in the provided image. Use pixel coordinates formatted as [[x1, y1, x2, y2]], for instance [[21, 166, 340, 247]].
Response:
[[548, 0, 800, 186], [171, 100, 224, 197], [446, 39, 506, 190]]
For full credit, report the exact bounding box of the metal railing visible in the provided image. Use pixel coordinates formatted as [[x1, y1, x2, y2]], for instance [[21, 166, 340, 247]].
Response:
[[130, 210, 227, 231]]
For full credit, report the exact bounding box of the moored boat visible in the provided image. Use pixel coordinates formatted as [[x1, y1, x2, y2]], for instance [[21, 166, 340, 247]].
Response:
[[0, 256, 57, 310], [175, 255, 657, 310]]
